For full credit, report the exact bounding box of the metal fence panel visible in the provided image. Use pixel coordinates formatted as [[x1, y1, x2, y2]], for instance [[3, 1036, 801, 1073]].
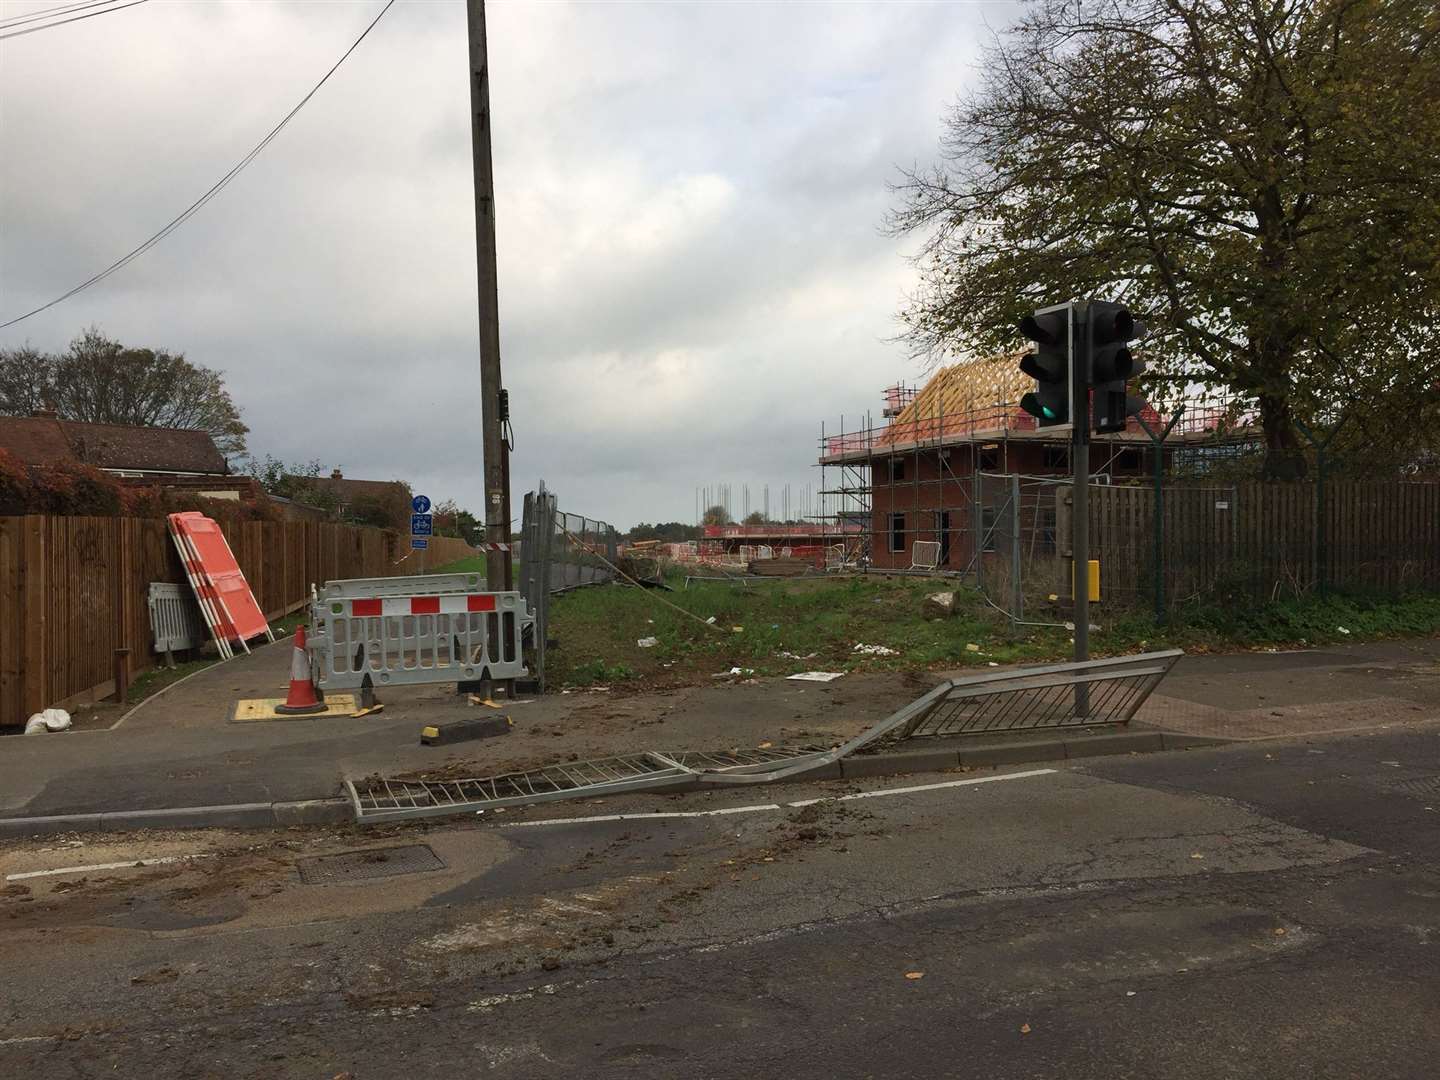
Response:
[[146, 582, 207, 654], [311, 582, 532, 690], [520, 481, 620, 692]]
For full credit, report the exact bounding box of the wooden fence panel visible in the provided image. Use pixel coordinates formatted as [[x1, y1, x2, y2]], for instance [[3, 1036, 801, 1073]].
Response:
[[1, 514, 480, 726]]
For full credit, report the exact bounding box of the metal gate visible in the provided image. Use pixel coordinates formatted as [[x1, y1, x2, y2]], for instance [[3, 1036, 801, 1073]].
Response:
[[310, 577, 533, 692]]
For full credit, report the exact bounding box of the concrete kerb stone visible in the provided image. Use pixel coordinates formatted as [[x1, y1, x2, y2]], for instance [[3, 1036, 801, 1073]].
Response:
[[846, 727, 1224, 780], [841, 749, 961, 779], [272, 798, 352, 827], [0, 798, 351, 838]]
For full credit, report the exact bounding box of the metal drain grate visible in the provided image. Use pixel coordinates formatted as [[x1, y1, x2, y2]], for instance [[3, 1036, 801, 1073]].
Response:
[[1386, 774, 1440, 799], [297, 844, 445, 885]]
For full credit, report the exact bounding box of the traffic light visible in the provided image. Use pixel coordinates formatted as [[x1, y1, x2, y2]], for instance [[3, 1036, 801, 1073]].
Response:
[[1087, 301, 1145, 433], [1018, 304, 1072, 428]]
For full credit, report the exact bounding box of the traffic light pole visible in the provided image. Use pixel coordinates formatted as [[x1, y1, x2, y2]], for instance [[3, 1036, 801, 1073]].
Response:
[[1071, 303, 1090, 718]]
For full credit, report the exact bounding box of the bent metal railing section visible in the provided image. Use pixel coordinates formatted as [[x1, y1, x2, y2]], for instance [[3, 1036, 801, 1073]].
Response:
[[345, 650, 1182, 823]]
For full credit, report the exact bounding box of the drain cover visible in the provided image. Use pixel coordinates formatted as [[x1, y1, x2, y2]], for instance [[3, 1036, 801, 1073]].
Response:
[[297, 844, 445, 885], [1387, 774, 1440, 799]]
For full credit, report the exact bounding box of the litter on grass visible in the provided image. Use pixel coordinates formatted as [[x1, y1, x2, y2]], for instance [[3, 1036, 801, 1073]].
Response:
[[637, 637, 659, 648], [786, 671, 844, 683], [853, 643, 898, 656]]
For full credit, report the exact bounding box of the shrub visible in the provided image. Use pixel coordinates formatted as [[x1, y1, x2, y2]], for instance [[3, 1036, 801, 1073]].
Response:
[[31, 461, 122, 515], [0, 447, 34, 512]]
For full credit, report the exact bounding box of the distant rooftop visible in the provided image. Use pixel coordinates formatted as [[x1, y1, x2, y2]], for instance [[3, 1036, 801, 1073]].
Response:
[[0, 414, 228, 475]]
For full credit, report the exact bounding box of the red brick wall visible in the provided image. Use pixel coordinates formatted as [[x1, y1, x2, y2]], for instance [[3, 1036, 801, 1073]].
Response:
[[867, 442, 1152, 569]]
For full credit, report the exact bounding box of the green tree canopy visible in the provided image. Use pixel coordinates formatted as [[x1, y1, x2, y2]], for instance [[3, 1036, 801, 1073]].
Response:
[[890, 0, 1440, 471]]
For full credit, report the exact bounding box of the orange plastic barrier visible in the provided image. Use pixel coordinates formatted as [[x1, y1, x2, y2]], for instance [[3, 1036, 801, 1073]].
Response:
[[168, 512, 273, 656]]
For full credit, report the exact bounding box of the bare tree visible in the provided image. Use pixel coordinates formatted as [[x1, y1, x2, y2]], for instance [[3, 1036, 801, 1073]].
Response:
[[0, 328, 249, 461], [0, 344, 56, 416]]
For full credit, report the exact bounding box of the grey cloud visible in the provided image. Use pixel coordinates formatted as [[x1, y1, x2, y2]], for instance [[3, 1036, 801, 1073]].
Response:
[[1, 0, 1021, 528]]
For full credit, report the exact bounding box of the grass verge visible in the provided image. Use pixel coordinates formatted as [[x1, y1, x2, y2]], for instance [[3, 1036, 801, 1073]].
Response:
[[544, 574, 1440, 689], [427, 555, 488, 575]]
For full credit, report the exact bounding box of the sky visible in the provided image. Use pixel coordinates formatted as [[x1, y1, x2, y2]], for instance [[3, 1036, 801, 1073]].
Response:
[[0, 0, 1021, 529]]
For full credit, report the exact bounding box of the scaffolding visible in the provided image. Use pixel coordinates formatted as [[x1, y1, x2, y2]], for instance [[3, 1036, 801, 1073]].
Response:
[[814, 362, 1262, 620]]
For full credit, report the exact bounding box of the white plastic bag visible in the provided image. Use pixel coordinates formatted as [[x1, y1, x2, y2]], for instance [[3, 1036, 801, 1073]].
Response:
[[24, 708, 72, 735]]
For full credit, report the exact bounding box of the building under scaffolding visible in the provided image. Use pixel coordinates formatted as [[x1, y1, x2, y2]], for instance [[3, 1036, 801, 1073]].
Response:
[[818, 354, 1251, 575]]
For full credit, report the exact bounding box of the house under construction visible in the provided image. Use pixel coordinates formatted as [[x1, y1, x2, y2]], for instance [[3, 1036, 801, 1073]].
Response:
[[818, 353, 1236, 573]]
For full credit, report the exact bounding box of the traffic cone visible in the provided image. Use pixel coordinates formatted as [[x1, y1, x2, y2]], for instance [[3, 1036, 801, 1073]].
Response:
[[275, 624, 326, 715]]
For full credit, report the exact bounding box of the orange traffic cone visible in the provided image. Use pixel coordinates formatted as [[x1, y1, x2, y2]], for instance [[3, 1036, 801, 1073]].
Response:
[[275, 624, 326, 715]]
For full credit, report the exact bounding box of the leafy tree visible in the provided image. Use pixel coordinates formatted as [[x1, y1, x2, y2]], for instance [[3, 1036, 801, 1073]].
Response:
[[889, 0, 1440, 472], [743, 510, 767, 525], [348, 488, 411, 532], [0, 328, 249, 462], [433, 498, 482, 544], [702, 504, 730, 526], [245, 456, 340, 515], [628, 521, 700, 542]]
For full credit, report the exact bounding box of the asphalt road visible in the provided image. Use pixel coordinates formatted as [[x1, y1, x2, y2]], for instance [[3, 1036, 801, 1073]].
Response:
[[3, 724, 1439, 1078]]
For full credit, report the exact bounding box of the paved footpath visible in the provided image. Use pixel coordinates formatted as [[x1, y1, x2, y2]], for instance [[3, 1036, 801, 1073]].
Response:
[[0, 635, 1436, 824]]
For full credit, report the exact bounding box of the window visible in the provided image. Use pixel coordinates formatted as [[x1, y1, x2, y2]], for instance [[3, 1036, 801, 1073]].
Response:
[[888, 513, 906, 553], [1114, 448, 1142, 472], [978, 447, 1001, 471], [888, 457, 906, 482], [1042, 446, 1070, 471], [979, 507, 998, 553]]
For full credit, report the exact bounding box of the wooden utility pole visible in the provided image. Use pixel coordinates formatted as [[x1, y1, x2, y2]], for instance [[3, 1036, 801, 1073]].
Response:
[[467, 0, 512, 590]]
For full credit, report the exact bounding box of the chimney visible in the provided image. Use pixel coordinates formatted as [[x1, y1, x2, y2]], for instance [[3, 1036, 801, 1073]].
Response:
[[330, 468, 343, 480]]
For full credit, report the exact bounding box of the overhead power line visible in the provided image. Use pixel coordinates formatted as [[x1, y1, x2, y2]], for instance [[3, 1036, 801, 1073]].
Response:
[[0, 0, 395, 329], [0, 0, 121, 30], [0, 0, 148, 41]]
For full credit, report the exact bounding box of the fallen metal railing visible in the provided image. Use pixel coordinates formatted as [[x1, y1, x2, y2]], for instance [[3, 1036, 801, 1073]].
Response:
[[344, 650, 1182, 823], [346, 746, 827, 824], [896, 650, 1182, 739]]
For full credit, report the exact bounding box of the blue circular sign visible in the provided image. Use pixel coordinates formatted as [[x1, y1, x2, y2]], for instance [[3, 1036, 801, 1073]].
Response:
[[411, 495, 431, 514]]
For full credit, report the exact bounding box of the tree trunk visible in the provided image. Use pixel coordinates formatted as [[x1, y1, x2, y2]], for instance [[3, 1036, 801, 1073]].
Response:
[[1259, 392, 1306, 480]]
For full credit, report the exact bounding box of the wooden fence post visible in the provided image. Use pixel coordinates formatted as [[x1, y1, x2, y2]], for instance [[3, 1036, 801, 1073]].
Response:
[[22, 516, 47, 716]]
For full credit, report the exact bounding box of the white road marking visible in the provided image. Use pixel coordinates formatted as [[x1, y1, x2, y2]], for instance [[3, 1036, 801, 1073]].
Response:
[[5, 853, 214, 882], [500, 768, 1058, 829]]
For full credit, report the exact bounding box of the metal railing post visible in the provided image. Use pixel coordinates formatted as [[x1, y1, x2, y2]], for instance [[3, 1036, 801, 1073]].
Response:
[[1294, 417, 1346, 598], [1137, 406, 1184, 624], [1010, 472, 1022, 623]]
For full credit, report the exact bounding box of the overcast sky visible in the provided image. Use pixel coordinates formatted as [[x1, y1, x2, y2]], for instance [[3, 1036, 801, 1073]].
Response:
[[1, 0, 1019, 529]]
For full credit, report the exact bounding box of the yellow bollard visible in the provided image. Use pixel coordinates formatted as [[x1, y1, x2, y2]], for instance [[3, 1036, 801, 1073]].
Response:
[[1070, 559, 1100, 602]]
